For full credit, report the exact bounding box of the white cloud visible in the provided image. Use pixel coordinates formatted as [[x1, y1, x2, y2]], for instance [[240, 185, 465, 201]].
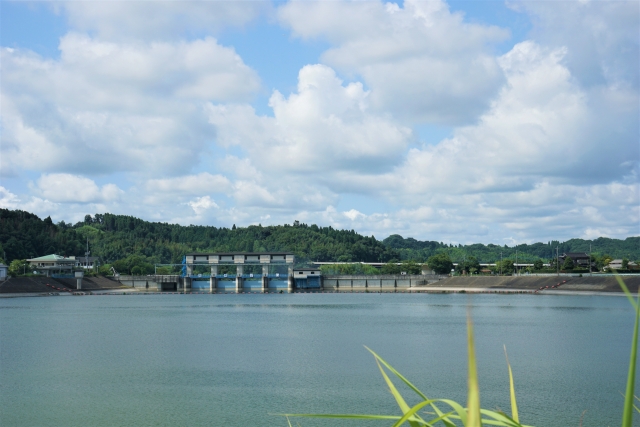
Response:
[[188, 196, 219, 216], [31, 173, 123, 203], [378, 41, 638, 201], [513, 0, 639, 88], [278, 0, 508, 125], [0, 35, 260, 176], [207, 64, 412, 177], [145, 173, 231, 195], [343, 209, 365, 221], [62, 1, 268, 41], [0, 186, 21, 209]]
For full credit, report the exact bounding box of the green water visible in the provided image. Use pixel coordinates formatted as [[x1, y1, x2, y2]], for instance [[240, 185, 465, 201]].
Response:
[[0, 293, 637, 426]]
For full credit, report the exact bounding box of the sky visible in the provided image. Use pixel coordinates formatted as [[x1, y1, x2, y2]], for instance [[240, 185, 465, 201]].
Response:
[[0, 0, 638, 245]]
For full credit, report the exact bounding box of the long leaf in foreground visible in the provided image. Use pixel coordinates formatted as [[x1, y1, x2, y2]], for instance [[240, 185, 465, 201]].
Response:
[[619, 274, 640, 427], [467, 314, 481, 427], [366, 347, 457, 427], [503, 346, 519, 423]]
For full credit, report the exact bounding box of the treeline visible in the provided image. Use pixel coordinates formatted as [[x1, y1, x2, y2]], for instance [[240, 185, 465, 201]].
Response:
[[1, 209, 638, 275], [382, 234, 640, 263], [0, 210, 397, 273]]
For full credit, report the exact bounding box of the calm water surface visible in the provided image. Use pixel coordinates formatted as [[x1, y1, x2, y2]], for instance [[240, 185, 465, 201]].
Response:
[[0, 293, 637, 426]]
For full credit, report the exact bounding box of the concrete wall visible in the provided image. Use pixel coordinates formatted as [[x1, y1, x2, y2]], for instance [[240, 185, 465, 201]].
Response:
[[113, 274, 448, 292], [217, 280, 236, 290], [322, 275, 446, 290], [243, 280, 264, 290], [191, 280, 211, 289]]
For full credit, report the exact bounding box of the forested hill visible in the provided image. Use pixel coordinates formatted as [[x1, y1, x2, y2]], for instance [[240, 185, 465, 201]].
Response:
[[0, 209, 397, 266], [382, 234, 640, 263], [0, 209, 638, 270]]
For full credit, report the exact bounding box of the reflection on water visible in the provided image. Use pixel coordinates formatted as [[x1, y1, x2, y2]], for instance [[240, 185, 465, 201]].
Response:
[[0, 293, 635, 427]]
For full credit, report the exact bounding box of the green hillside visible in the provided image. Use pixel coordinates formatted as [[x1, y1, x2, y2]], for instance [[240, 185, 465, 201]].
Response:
[[382, 234, 640, 263], [0, 209, 637, 275], [0, 210, 396, 272]]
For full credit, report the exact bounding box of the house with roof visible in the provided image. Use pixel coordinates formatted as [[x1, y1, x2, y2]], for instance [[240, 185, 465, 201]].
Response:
[[74, 256, 100, 270], [27, 254, 76, 277], [558, 252, 592, 269], [608, 259, 637, 270], [27, 253, 101, 276]]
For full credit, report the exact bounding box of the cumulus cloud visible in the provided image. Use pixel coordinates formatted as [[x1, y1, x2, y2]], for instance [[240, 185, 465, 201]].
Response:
[[0, 35, 260, 176], [378, 41, 638, 201], [0, 186, 21, 209], [207, 64, 412, 177], [188, 196, 219, 216], [278, 0, 508, 125], [513, 0, 639, 89], [62, 1, 268, 41], [145, 173, 231, 195], [30, 173, 123, 203]]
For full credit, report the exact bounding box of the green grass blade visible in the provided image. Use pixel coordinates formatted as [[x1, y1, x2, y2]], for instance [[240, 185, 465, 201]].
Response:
[[375, 357, 412, 413], [390, 399, 447, 427], [503, 346, 519, 423], [622, 283, 640, 427], [366, 346, 430, 400], [436, 399, 468, 425], [365, 347, 457, 427], [616, 274, 638, 311], [280, 413, 404, 420], [373, 357, 426, 427], [467, 314, 482, 427], [478, 409, 528, 427]]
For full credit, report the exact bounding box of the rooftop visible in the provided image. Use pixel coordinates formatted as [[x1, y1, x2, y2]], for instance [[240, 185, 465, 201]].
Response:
[[186, 252, 294, 256], [27, 254, 74, 262]]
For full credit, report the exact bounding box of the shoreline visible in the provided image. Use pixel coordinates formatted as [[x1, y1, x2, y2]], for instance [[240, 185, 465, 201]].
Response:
[[0, 287, 629, 298]]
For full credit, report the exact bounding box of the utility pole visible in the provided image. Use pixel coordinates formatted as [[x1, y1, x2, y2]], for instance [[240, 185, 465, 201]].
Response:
[[463, 254, 466, 275], [85, 238, 90, 273], [589, 243, 592, 277], [556, 246, 559, 277], [516, 246, 518, 276], [500, 251, 503, 276]]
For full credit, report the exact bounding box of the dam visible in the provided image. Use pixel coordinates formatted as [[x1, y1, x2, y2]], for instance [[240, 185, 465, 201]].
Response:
[[141, 252, 299, 292], [110, 251, 640, 294]]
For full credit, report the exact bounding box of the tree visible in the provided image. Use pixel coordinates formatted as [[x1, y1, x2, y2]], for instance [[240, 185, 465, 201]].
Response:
[[494, 259, 514, 275], [562, 257, 574, 270], [98, 264, 113, 276], [427, 253, 453, 274], [400, 260, 422, 275], [456, 256, 480, 275], [9, 259, 29, 276], [533, 259, 544, 270], [598, 254, 613, 271], [381, 261, 401, 275], [622, 258, 629, 269], [319, 263, 378, 275]]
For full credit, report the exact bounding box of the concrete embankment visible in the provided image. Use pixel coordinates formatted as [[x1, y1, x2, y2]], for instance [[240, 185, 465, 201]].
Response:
[[2, 274, 637, 295], [0, 276, 127, 294], [427, 276, 640, 293]]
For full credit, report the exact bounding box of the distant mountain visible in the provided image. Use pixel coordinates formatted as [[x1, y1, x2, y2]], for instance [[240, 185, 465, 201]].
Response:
[[382, 234, 640, 263]]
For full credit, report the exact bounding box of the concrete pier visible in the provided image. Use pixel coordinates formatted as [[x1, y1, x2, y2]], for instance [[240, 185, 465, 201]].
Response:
[[75, 271, 83, 290]]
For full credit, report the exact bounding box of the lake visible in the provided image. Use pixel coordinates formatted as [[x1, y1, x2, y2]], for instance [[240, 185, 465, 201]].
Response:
[[0, 292, 637, 426]]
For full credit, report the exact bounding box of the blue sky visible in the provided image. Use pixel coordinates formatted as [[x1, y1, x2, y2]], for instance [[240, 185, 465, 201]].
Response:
[[0, 0, 638, 244]]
